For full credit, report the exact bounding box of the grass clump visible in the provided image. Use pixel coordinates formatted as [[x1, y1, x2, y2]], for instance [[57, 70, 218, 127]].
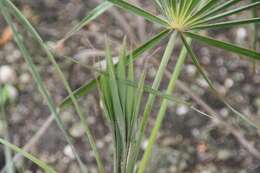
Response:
[[98, 40, 146, 173]]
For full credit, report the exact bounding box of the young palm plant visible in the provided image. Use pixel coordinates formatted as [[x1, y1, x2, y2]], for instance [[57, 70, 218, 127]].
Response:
[[0, 0, 260, 173]]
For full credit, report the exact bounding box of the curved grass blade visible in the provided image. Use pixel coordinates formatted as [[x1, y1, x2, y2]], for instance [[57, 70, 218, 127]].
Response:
[[126, 62, 147, 173], [4, 1, 105, 171], [0, 85, 14, 173], [202, 0, 241, 19], [202, 1, 260, 24], [0, 138, 57, 173], [252, 0, 259, 51], [196, 0, 219, 16], [190, 0, 241, 26], [181, 34, 260, 130], [124, 32, 178, 171], [105, 39, 126, 151], [59, 29, 171, 109], [106, 0, 169, 27], [251, 0, 258, 74], [192, 18, 260, 30], [0, 4, 88, 172], [187, 0, 219, 23], [62, 1, 112, 42], [185, 32, 260, 60]]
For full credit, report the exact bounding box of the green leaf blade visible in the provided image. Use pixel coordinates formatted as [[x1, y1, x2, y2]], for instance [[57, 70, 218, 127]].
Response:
[[185, 32, 260, 60]]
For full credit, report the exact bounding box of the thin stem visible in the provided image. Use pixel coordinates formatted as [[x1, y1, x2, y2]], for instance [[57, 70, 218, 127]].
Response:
[[4, 1, 105, 172], [0, 85, 14, 173], [137, 35, 192, 173], [126, 31, 177, 172], [252, 0, 258, 74], [0, 2, 87, 172]]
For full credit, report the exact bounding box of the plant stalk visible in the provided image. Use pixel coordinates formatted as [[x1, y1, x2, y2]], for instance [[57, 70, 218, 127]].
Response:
[[126, 31, 177, 173], [0, 2, 87, 172], [0, 85, 14, 173], [138, 36, 192, 173], [3, 1, 105, 172]]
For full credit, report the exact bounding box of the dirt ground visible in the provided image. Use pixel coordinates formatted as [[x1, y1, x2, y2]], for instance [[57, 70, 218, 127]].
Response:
[[0, 0, 260, 173]]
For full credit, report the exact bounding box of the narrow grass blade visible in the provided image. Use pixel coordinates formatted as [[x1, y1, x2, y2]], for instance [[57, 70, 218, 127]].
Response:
[[181, 34, 260, 130], [0, 3, 88, 172], [105, 40, 126, 149], [202, 1, 260, 23], [117, 38, 127, 119], [0, 138, 57, 173], [187, 0, 201, 13], [202, 0, 241, 19], [197, 0, 219, 15], [189, 0, 219, 20], [251, 0, 258, 74], [126, 62, 147, 173], [0, 85, 14, 173], [127, 32, 177, 169], [138, 31, 177, 135], [190, 0, 242, 27], [252, 0, 258, 51], [4, 1, 105, 171], [62, 1, 112, 41], [192, 18, 260, 30], [106, 0, 169, 27], [138, 36, 190, 173], [126, 54, 135, 136], [185, 32, 260, 60]]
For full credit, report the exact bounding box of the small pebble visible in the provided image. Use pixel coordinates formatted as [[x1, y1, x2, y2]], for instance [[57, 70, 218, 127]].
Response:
[[20, 73, 31, 84], [197, 78, 209, 88], [186, 64, 197, 76], [236, 27, 247, 43], [176, 105, 189, 116], [63, 145, 76, 160], [217, 149, 232, 160], [0, 65, 17, 84], [220, 108, 229, 117], [216, 58, 224, 66], [69, 123, 85, 138]]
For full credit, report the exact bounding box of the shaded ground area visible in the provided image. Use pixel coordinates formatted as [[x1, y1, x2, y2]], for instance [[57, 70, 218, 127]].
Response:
[[0, 0, 260, 172]]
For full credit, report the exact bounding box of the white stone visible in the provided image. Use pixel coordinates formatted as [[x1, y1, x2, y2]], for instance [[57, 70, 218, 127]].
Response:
[[20, 73, 31, 84], [236, 28, 247, 41], [69, 123, 85, 138], [63, 145, 76, 160], [0, 65, 17, 84], [224, 78, 234, 89], [176, 105, 189, 116], [197, 78, 209, 88], [186, 64, 197, 76]]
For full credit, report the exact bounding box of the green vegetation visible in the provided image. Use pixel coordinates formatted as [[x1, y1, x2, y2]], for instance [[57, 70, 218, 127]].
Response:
[[0, 0, 259, 172]]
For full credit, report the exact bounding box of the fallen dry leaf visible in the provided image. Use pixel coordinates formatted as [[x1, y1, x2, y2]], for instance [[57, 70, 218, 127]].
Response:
[[0, 26, 13, 47]]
